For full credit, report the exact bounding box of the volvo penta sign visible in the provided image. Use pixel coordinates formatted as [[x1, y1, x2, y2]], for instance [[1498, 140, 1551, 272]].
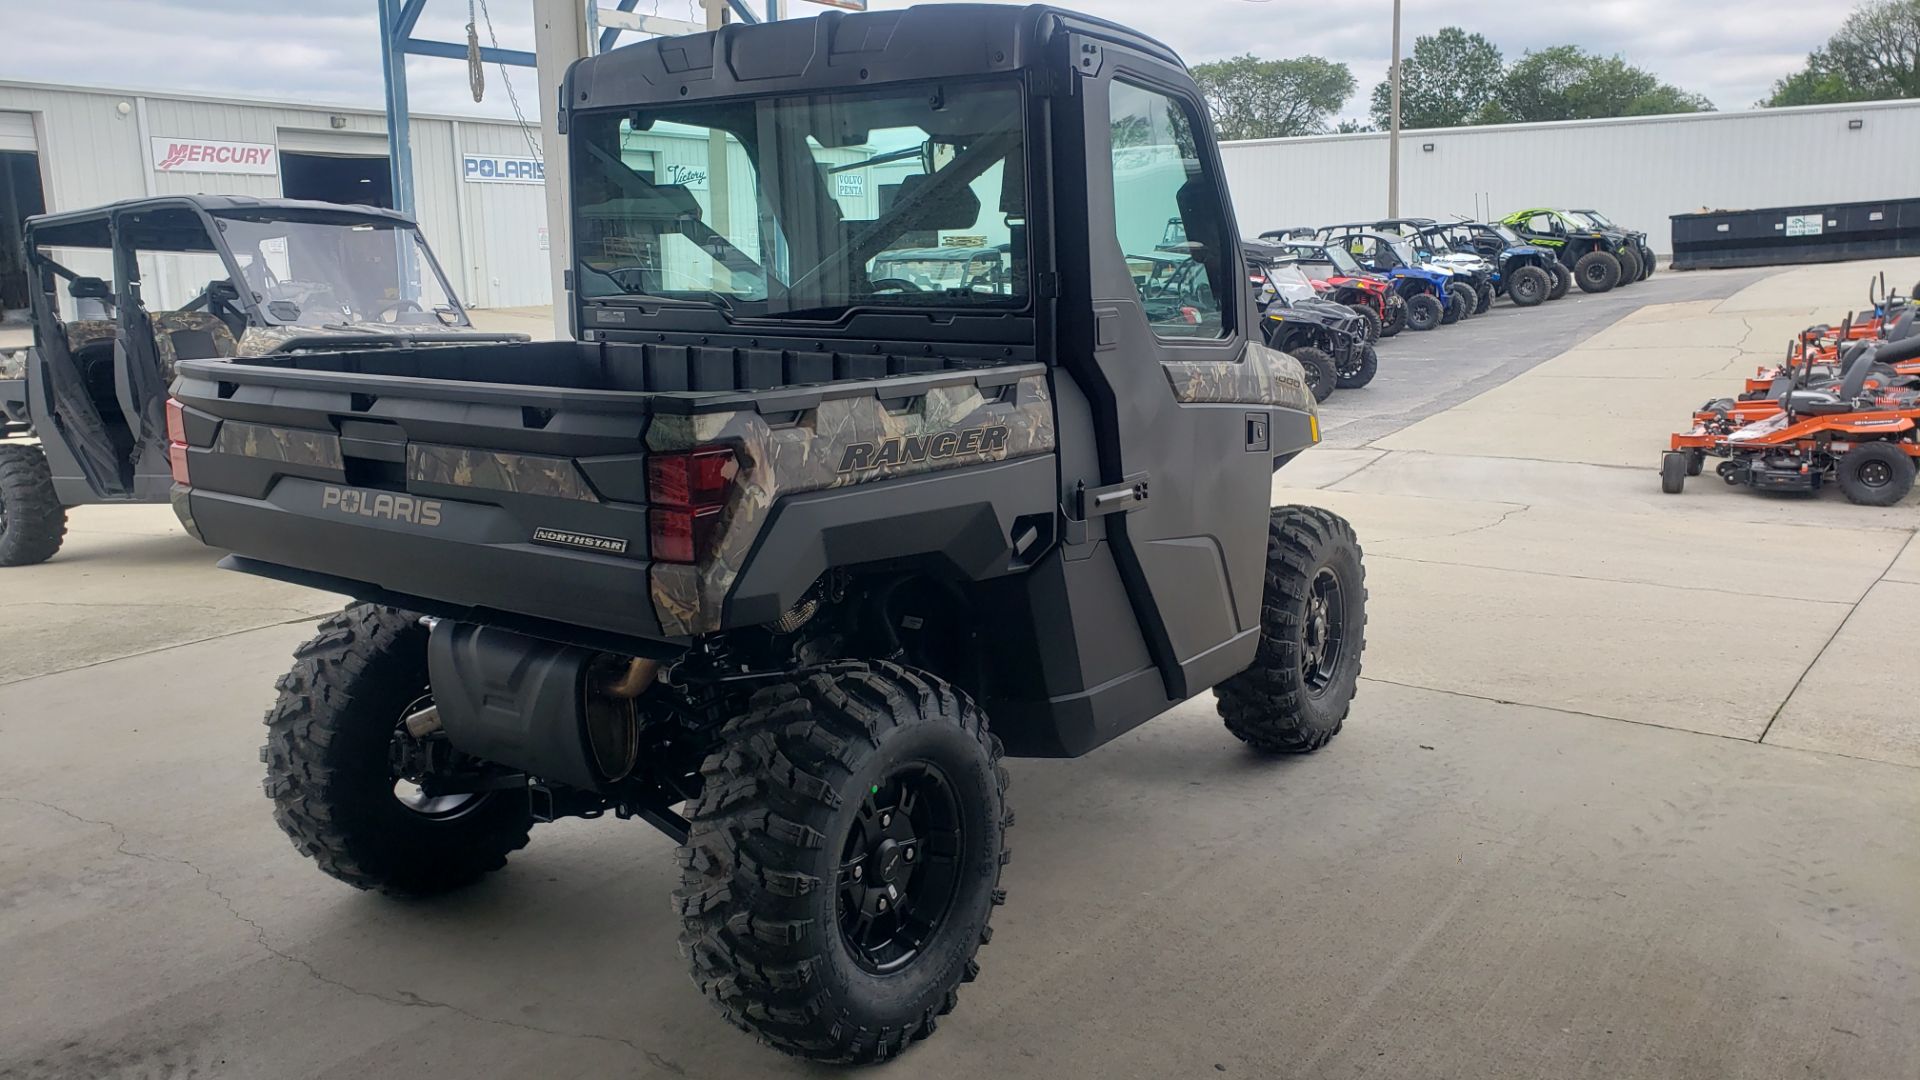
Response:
[[150, 137, 278, 175], [463, 154, 544, 184]]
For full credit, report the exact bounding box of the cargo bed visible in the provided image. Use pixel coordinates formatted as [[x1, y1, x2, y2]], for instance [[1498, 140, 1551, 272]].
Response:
[[169, 339, 1051, 649]]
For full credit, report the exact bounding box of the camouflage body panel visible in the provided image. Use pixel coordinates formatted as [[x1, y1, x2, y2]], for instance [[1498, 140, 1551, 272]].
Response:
[[149, 312, 239, 379], [215, 419, 345, 469], [407, 443, 599, 501], [1162, 341, 1317, 412], [0, 349, 23, 381], [236, 325, 335, 358], [63, 320, 118, 354], [233, 321, 489, 359], [648, 372, 1056, 637]]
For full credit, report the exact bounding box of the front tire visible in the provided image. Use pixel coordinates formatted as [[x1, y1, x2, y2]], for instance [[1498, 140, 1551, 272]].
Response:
[[1836, 442, 1916, 506], [1336, 343, 1378, 389], [1507, 265, 1549, 307], [1291, 346, 1337, 402], [1660, 452, 1687, 494], [0, 444, 67, 567], [1380, 298, 1406, 338], [1548, 262, 1572, 301], [1440, 290, 1467, 325], [1349, 304, 1382, 343], [678, 663, 1010, 1065], [1639, 247, 1656, 278], [1216, 507, 1367, 754], [1616, 248, 1643, 286], [1575, 250, 1622, 293], [1405, 293, 1444, 331], [1475, 282, 1495, 315], [261, 605, 533, 896]]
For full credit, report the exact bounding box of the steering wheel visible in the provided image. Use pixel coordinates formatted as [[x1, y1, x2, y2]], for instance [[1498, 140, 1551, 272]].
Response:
[[372, 298, 424, 324], [868, 278, 927, 294]]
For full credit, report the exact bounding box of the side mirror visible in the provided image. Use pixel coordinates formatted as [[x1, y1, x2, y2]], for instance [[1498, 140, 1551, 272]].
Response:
[[68, 276, 112, 301]]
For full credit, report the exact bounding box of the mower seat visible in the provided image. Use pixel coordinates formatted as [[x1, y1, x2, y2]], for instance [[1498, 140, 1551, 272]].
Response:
[[1887, 309, 1916, 343], [1784, 391, 1851, 415]]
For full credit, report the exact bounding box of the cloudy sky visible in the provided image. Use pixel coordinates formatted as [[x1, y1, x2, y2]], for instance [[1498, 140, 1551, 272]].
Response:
[[1, 0, 1867, 125]]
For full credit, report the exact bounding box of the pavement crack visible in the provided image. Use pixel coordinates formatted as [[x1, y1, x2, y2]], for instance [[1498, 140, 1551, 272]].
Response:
[[0, 794, 691, 1076], [1759, 531, 1917, 744], [1371, 503, 1531, 545]]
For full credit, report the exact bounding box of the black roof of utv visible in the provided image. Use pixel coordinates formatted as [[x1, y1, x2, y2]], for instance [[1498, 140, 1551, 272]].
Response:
[[29, 194, 415, 231], [565, 3, 1184, 111]]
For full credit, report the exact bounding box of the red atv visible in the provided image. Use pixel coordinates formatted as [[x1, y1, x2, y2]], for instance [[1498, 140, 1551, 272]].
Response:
[[1252, 234, 1401, 340]]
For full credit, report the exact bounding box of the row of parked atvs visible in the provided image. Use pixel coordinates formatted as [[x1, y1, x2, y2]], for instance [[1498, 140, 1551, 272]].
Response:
[[1244, 208, 1657, 401], [1663, 274, 1920, 506]]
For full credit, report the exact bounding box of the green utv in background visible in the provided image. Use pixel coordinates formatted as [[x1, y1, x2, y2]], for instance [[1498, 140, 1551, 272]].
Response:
[[166, 4, 1368, 1065], [1501, 207, 1642, 294], [1570, 209, 1655, 279]]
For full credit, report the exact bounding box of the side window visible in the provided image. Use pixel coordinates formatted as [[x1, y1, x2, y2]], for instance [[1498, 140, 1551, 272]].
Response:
[[1106, 80, 1230, 340]]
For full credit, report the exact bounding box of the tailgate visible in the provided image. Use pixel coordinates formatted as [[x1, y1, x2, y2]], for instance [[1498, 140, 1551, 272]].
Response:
[[172, 362, 669, 640], [169, 356, 1053, 647]]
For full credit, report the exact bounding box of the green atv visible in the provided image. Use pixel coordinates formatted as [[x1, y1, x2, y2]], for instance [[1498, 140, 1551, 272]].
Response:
[[1500, 208, 1641, 295]]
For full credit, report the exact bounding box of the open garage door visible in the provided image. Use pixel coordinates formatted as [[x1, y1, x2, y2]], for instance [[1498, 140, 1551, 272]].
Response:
[[1, 112, 47, 318], [277, 129, 391, 210]]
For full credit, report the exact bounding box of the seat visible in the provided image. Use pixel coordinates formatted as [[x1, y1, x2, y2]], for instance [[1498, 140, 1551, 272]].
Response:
[[149, 311, 239, 379]]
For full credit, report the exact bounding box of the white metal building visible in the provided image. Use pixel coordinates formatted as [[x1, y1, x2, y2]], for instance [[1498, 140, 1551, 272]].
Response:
[[1218, 99, 1920, 256], [0, 79, 556, 319]]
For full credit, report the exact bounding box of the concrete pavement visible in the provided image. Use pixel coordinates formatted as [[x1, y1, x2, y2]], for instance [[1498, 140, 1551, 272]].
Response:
[[2, 262, 1918, 1078]]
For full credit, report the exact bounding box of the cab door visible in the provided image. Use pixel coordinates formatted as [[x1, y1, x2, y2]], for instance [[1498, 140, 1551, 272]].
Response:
[[1056, 32, 1290, 701]]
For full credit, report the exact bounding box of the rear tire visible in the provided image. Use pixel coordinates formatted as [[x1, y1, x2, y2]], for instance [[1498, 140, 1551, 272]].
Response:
[[1216, 507, 1367, 754], [1640, 247, 1656, 278], [1616, 248, 1642, 286], [1575, 251, 1622, 293], [1686, 450, 1705, 476], [1475, 282, 1495, 315], [1836, 442, 1916, 506], [678, 663, 1009, 1065], [1405, 293, 1443, 332], [1349, 304, 1382, 343], [1336, 343, 1378, 389], [1660, 452, 1687, 494], [261, 605, 534, 896], [1290, 346, 1337, 402], [1548, 262, 1572, 301], [0, 444, 67, 567], [1507, 265, 1549, 307]]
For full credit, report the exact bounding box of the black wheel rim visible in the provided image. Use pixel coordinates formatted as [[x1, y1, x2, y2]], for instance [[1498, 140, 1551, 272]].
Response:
[[1858, 460, 1893, 488], [837, 763, 965, 974], [389, 691, 489, 820], [1301, 567, 1346, 695]]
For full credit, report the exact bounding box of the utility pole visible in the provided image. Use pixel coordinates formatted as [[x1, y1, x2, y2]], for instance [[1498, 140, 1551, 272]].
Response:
[[1387, 0, 1402, 217]]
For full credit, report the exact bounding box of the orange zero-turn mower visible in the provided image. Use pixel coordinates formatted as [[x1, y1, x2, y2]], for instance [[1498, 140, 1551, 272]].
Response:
[[1665, 335, 1920, 506]]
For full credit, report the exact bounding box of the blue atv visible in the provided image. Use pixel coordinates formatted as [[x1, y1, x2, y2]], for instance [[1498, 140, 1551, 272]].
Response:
[[1447, 221, 1560, 307], [1318, 227, 1454, 331]]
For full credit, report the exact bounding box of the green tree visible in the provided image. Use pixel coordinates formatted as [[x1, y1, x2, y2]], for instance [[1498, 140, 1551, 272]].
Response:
[[1191, 54, 1357, 140], [1763, 0, 1920, 105], [1367, 27, 1505, 129], [1484, 46, 1713, 122]]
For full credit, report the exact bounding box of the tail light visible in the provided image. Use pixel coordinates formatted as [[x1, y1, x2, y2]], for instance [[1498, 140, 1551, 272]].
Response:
[[165, 398, 190, 484], [648, 446, 736, 564]]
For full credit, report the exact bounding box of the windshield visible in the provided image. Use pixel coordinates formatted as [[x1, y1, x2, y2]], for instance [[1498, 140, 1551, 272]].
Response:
[[1314, 244, 1363, 276], [1579, 210, 1615, 228], [570, 79, 1027, 321], [213, 215, 465, 328], [1490, 223, 1523, 244], [1388, 238, 1418, 265], [1565, 211, 1604, 230], [1261, 262, 1317, 303]]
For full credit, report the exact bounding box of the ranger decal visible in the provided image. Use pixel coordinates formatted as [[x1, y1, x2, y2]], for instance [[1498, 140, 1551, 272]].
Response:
[[838, 424, 1012, 473]]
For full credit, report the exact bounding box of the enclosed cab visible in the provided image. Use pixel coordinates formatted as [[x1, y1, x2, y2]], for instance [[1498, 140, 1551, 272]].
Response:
[[167, 5, 1367, 1064]]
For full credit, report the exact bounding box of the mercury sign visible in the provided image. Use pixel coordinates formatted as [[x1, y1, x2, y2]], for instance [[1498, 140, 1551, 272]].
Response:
[[150, 137, 277, 176], [463, 155, 545, 184]]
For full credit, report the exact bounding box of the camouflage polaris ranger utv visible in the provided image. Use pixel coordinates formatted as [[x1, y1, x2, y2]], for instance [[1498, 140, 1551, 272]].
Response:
[[0, 195, 522, 566], [168, 4, 1368, 1064]]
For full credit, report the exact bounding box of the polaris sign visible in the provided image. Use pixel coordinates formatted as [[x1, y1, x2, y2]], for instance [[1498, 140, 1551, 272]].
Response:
[[463, 155, 544, 184]]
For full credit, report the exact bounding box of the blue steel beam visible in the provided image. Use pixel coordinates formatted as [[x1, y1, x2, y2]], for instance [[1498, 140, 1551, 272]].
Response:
[[401, 38, 538, 66], [394, 0, 427, 36], [377, 0, 415, 217]]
